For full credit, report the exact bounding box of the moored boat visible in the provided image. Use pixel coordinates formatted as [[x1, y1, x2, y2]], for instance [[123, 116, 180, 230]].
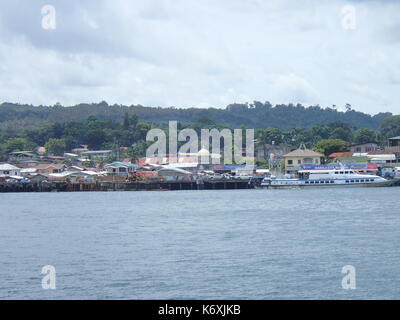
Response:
[[260, 168, 389, 189]]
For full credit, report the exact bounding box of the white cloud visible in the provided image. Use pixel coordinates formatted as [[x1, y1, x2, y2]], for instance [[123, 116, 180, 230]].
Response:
[[0, 0, 399, 114]]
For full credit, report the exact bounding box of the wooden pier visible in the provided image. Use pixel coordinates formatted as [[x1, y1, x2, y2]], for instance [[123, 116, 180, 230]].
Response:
[[0, 180, 254, 193]]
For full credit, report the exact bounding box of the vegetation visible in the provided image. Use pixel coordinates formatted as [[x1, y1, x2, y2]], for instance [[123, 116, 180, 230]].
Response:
[[0, 101, 393, 131], [0, 102, 399, 161], [313, 139, 349, 157]]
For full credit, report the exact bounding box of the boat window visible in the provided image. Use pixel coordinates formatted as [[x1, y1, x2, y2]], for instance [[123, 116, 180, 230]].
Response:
[[346, 180, 349, 183], [305, 181, 309, 184], [350, 180, 354, 183], [334, 172, 338, 174], [360, 179, 364, 182], [345, 171, 349, 174], [331, 181, 334, 183], [355, 180, 359, 182], [340, 171, 344, 174], [371, 179, 375, 182]]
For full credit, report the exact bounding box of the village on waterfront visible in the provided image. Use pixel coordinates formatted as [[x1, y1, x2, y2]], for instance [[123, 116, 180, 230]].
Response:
[[1, 133, 400, 192]]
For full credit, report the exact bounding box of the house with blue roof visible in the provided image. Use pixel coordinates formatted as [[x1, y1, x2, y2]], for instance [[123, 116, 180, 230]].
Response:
[[104, 162, 136, 176]]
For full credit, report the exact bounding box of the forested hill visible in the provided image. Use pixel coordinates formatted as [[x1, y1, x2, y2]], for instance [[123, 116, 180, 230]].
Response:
[[0, 101, 393, 131]]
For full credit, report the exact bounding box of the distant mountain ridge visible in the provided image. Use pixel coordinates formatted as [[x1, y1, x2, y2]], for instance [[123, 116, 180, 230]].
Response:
[[0, 101, 393, 130]]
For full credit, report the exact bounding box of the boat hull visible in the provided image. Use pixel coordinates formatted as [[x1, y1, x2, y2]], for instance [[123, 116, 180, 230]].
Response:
[[260, 180, 394, 189]]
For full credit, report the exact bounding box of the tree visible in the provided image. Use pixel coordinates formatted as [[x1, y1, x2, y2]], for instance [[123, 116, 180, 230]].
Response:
[[45, 138, 67, 156], [1, 138, 37, 154], [330, 127, 353, 142], [354, 128, 377, 144], [381, 115, 400, 138], [85, 129, 107, 149], [313, 139, 348, 156]]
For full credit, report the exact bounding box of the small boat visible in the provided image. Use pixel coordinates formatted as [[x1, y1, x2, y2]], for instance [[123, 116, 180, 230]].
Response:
[[260, 168, 389, 189]]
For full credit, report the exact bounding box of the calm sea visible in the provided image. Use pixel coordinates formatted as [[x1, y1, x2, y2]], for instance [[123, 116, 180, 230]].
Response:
[[1, 187, 399, 299]]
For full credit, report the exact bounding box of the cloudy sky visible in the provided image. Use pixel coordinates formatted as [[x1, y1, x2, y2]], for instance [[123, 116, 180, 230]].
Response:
[[0, 0, 399, 114]]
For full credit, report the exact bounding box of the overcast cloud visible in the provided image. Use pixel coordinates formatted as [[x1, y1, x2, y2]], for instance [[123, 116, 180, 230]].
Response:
[[0, 0, 399, 114]]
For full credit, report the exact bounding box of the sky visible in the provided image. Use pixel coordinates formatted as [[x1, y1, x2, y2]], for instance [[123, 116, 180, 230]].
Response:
[[0, 0, 399, 114]]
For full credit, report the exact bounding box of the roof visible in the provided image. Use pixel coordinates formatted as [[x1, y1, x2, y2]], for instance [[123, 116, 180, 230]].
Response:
[[21, 168, 38, 173], [369, 154, 396, 161], [389, 136, 400, 140], [162, 163, 198, 169], [284, 148, 324, 157], [105, 161, 136, 168], [35, 163, 65, 170], [0, 163, 21, 171], [158, 167, 191, 175], [81, 150, 112, 154], [367, 150, 400, 155], [328, 152, 354, 158], [9, 151, 34, 155]]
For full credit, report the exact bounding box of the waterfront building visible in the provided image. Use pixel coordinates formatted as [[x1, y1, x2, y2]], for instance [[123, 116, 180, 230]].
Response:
[[157, 167, 192, 182], [80, 150, 112, 160], [8, 151, 37, 162], [387, 136, 400, 150], [0, 163, 21, 177], [35, 163, 66, 174], [349, 142, 379, 153], [104, 162, 136, 175], [283, 144, 324, 174], [20, 168, 38, 177]]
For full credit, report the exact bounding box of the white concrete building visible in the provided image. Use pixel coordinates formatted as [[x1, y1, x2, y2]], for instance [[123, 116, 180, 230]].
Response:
[[0, 164, 21, 177]]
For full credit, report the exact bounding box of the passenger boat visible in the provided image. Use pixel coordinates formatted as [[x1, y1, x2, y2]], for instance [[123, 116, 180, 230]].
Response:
[[260, 168, 389, 189]]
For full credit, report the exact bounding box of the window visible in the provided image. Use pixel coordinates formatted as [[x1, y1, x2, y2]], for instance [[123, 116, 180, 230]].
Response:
[[334, 172, 338, 174], [303, 158, 313, 164], [346, 180, 349, 183], [288, 160, 293, 165], [298, 160, 302, 164], [355, 180, 359, 183], [340, 171, 344, 174], [345, 171, 349, 174]]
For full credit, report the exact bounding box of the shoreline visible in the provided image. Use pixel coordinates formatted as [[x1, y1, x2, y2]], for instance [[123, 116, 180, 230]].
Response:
[[0, 180, 254, 193]]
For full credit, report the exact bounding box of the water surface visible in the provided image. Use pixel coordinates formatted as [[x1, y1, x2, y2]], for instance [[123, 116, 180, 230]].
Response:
[[0, 188, 399, 299]]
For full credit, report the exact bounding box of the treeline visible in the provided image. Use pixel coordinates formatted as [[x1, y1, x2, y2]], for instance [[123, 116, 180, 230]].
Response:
[[0, 113, 153, 161], [1, 101, 400, 161], [0, 101, 394, 132], [255, 115, 400, 155]]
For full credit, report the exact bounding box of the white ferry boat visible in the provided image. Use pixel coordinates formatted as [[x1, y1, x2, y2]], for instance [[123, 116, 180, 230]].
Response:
[[261, 169, 388, 189]]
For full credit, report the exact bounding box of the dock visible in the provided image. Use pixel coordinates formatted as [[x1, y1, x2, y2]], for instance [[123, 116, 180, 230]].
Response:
[[0, 179, 254, 193]]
